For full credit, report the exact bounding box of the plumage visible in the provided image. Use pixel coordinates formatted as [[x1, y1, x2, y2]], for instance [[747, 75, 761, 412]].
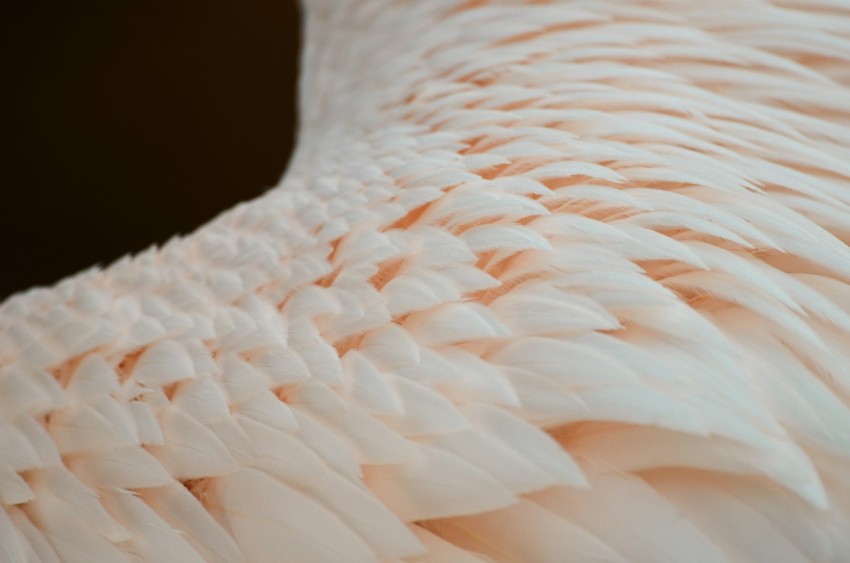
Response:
[[4, 0, 850, 560]]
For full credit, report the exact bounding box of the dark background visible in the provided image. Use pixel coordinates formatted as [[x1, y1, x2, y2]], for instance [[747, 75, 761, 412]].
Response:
[[2, 2, 301, 298]]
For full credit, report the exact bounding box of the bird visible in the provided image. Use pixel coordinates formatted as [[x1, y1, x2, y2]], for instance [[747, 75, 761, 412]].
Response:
[[3, 0, 850, 561]]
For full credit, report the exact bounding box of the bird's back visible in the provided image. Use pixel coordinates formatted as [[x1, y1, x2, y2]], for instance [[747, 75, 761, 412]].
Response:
[[3, 1, 850, 561]]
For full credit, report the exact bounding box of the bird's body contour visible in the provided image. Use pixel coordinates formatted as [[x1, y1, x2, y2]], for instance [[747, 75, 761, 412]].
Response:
[[3, 1, 850, 561]]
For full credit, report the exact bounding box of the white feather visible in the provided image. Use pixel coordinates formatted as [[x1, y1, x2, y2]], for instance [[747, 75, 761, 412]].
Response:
[[363, 443, 515, 521], [150, 407, 238, 479], [217, 467, 378, 563], [132, 340, 196, 386]]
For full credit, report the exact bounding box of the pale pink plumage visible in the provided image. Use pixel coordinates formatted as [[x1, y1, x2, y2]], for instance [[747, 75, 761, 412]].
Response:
[[3, 0, 850, 561]]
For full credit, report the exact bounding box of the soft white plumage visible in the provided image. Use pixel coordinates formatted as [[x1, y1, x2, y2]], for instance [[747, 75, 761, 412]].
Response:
[[3, 0, 850, 560]]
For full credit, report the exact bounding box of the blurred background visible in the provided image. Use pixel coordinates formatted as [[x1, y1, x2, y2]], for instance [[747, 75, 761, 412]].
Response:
[[2, 1, 301, 298]]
